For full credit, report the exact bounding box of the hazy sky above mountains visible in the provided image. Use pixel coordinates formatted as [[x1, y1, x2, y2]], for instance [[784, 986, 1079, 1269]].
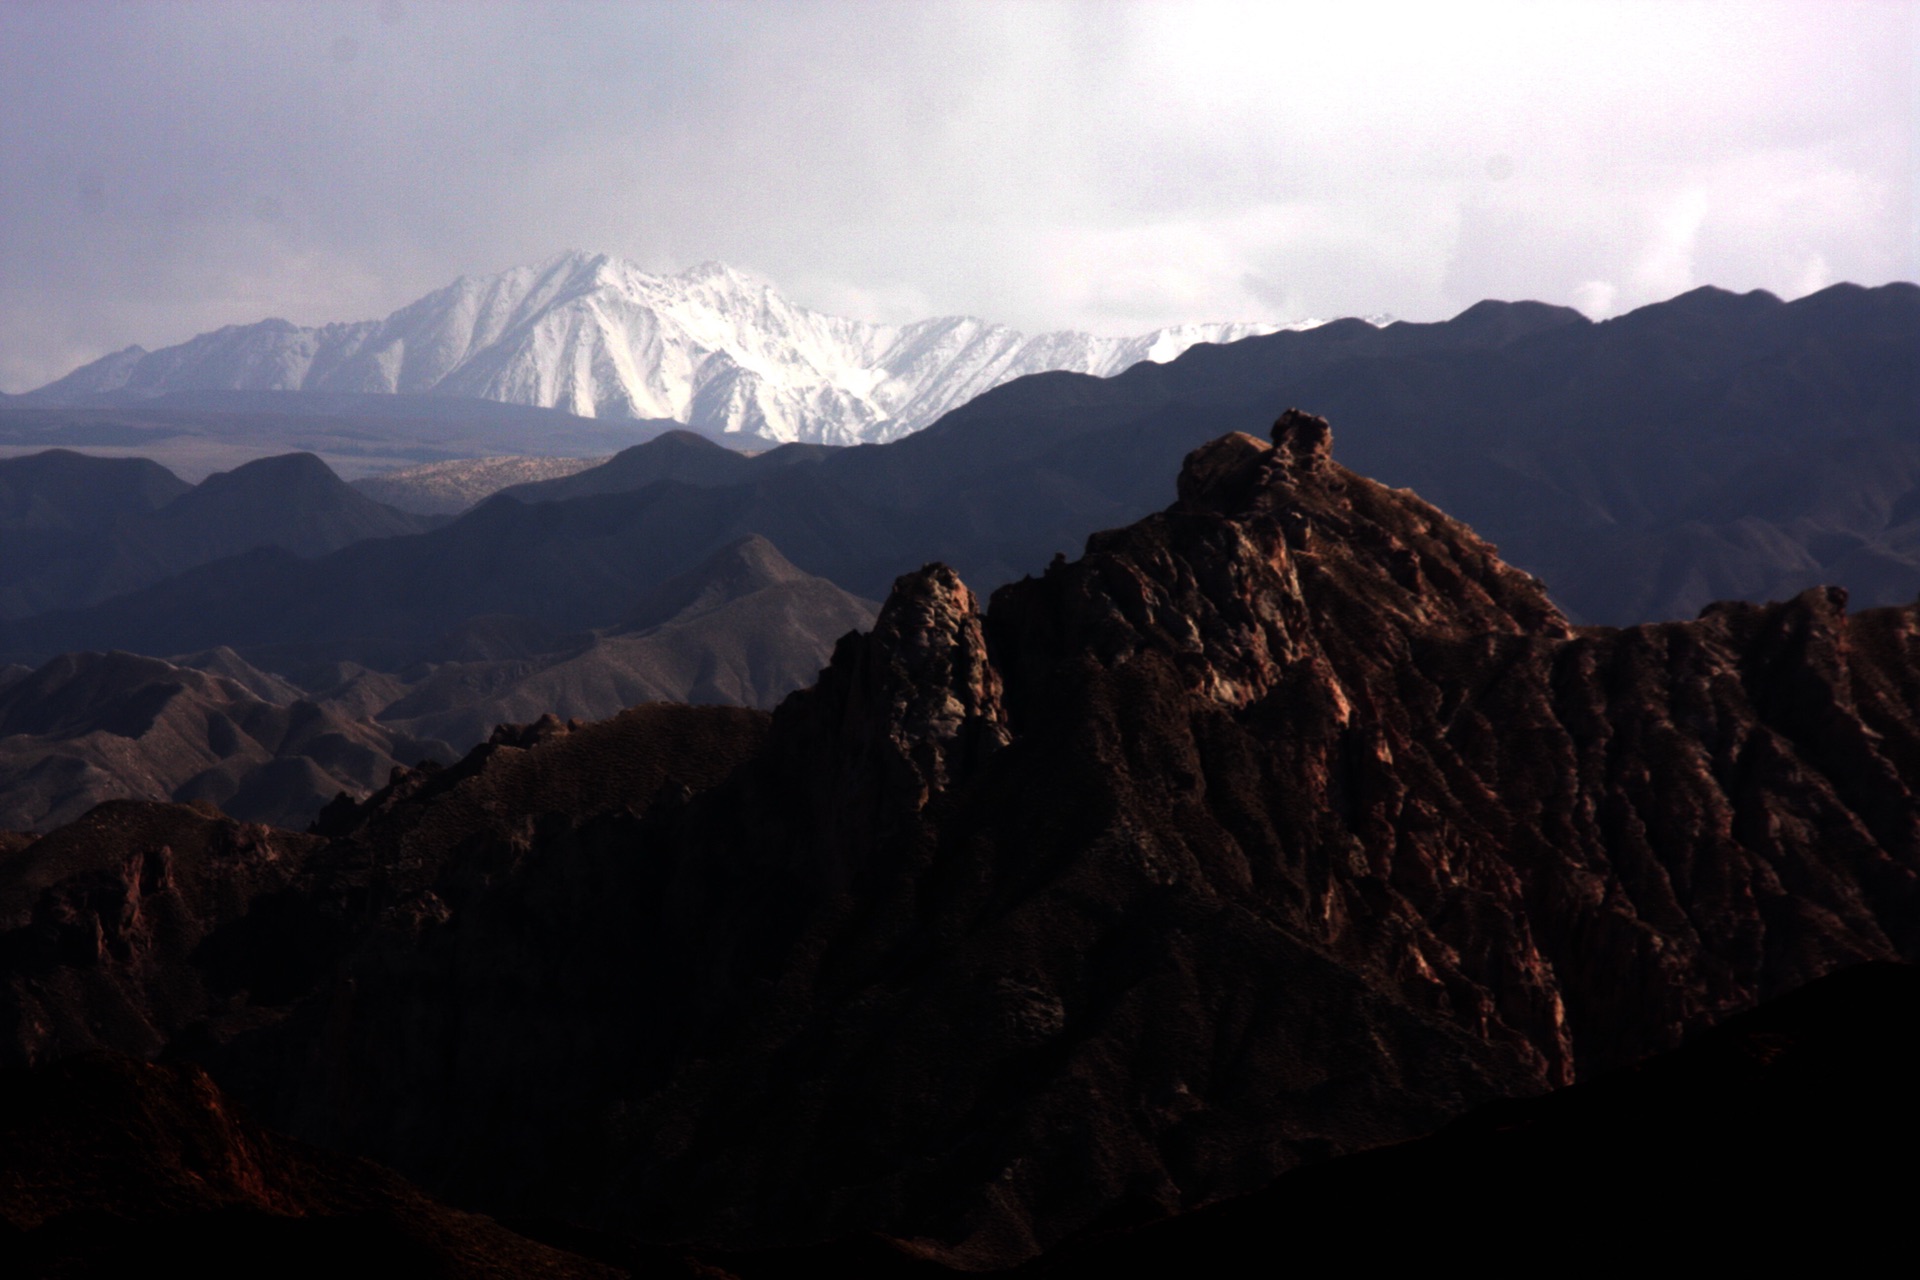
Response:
[[1, 0, 1914, 392]]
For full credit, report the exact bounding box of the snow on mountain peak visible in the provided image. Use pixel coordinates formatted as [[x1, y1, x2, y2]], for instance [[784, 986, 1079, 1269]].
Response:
[[32, 255, 1325, 446]]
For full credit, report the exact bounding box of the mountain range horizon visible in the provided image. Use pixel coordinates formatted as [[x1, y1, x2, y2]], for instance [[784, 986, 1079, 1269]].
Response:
[[27, 251, 1356, 447]]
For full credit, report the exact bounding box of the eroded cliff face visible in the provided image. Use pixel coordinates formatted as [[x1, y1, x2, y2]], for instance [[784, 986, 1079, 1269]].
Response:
[[984, 411, 1918, 1090], [2, 412, 1916, 1266]]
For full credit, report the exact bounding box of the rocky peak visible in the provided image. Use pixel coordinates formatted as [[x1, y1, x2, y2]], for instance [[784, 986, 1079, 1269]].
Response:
[[1045, 410, 1569, 726], [872, 567, 1005, 727], [816, 563, 1009, 813], [1173, 430, 1273, 512], [1269, 405, 1333, 471]]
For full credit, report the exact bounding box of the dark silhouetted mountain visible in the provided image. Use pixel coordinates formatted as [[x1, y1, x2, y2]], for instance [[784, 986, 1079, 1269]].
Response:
[[0, 448, 188, 531], [0, 450, 436, 620], [0, 457, 906, 668], [620, 529, 857, 630], [499, 431, 837, 504], [529, 282, 1920, 624], [3, 413, 1917, 1266], [141, 451, 429, 563], [0, 705, 767, 1058], [803, 281, 1920, 622], [345, 433, 838, 517], [0, 648, 450, 831]]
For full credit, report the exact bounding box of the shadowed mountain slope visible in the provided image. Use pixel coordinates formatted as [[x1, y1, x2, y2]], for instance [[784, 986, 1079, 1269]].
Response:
[[787, 281, 1920, 620], [0, 449, 189, 531], [0, 540, 867, 829], [0, 460, 904, 669], [0, 705, 769, 1064], [2, 412, 1917, 1266], [374, 535, 878, 746], [143, 451, 426, 563], [530, 283, 1920, 621]]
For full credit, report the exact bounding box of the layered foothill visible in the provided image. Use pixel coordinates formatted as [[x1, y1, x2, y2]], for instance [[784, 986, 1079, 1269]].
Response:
[[0, 648, 448, 831], [0, 450, 432, 621], [1, 412, 1917, 1268], [0, 535, 872, 831]]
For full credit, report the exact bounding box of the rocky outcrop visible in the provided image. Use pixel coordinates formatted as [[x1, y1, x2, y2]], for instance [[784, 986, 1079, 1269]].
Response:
[[985, 412, 1915, 1082], [2, 412, 1917, 1266], [0, 803, 321, 1066], [811, 563, 1009, 813]]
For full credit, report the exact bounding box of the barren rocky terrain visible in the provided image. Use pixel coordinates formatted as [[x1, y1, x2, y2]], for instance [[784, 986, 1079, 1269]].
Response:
[[2, 412, 1915, 1271]]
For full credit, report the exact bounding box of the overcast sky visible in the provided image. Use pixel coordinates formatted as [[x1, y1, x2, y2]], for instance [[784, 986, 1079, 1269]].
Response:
[[1, 0, 1913, 391]]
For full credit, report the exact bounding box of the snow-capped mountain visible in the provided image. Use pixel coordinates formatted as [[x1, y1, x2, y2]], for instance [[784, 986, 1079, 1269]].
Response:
[[34, 253, 1344, 445]]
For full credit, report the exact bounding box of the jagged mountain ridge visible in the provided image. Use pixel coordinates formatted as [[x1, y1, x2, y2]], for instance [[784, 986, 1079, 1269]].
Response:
[[33, 253, 1316, 445], [4, 413, 1918, 1265]]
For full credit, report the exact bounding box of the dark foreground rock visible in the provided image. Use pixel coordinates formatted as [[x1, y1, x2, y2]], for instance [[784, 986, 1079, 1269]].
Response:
[[0, 1053, 633, 1278], [2, 412, 1917, 1266], [1019, 960, 1920, 1273], [8, 963, 1909, 1276]]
